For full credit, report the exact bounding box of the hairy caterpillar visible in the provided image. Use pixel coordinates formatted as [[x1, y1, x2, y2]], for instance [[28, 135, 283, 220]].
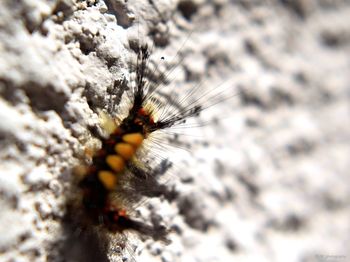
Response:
[[62, 2, 237, 262]]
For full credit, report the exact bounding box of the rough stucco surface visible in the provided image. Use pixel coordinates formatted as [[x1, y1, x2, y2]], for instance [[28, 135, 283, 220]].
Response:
[[0, 0, 350, 261]]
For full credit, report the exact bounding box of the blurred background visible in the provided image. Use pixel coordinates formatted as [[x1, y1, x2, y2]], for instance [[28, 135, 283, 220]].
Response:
[[0, 0, 349, 261]]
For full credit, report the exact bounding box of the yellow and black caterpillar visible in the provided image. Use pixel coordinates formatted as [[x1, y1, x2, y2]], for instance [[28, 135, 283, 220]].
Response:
[[62, 39, 210, 261]]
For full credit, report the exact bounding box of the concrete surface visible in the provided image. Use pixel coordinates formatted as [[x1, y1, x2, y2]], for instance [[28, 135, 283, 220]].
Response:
[[0, 0, 349, 261]]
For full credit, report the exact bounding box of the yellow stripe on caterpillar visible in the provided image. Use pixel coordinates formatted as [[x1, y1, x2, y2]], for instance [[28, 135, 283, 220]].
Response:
[[106, 155, 125, 172], [98, 170, 117, 190], [122, 133, 144, 148], [115, 143, 135, 160]]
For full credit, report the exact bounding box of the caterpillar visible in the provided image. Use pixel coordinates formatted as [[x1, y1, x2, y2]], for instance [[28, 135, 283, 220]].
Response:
[[62, 2, 237, 262], [76, 43, 188, 238], [63, 42, 233, 262]]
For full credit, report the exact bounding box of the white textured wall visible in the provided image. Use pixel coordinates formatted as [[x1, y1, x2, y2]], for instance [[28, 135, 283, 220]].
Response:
[[0, 0, 350, 262]]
